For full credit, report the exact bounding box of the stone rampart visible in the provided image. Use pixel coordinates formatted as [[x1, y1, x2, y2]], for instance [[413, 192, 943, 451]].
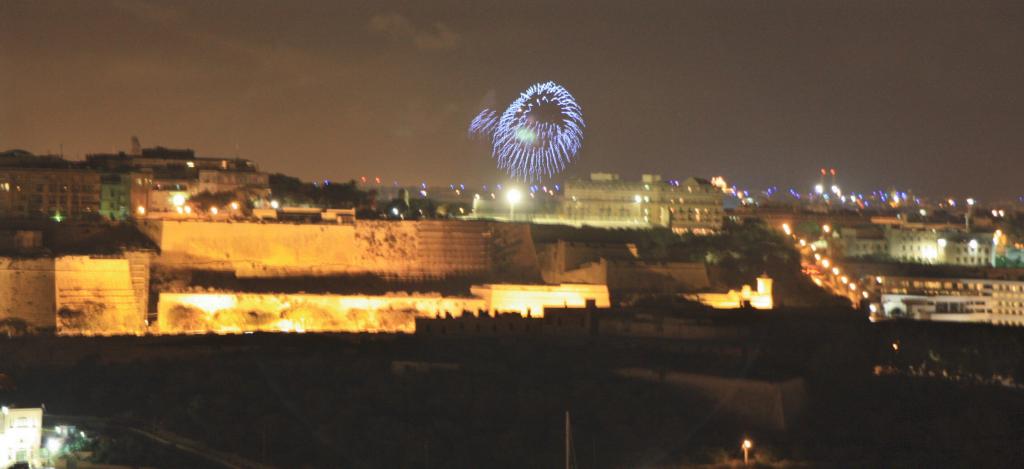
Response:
[[156, 283, 609, 334], [0, 254, 149, 334], [55, 256, 148, 335], [142, 220, 540, 280], [158, 292, 485, 334], [0, 257, 55, 328]]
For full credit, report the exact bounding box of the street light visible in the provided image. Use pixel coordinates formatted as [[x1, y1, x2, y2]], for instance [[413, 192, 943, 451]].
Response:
[[741, 439, 753, 465], [506, 188, 522, 220]]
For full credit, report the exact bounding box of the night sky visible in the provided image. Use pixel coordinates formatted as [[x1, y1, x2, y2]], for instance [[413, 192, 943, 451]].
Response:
[[2, 1, 1022, 199]]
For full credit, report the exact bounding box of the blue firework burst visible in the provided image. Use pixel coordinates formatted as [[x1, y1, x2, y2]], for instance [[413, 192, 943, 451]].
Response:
[[470, 81, 584, 182]]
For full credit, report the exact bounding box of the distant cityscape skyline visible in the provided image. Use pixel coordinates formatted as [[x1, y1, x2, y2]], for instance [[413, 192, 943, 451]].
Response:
[[4, 1, 1023, 200], [6, 141, 1021, 204]]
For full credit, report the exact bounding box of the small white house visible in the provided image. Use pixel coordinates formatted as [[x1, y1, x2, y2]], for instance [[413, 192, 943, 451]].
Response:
[[0, 405, 43, 467]]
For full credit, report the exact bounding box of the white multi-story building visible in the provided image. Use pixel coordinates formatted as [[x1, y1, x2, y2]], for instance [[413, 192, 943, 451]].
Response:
[[879, 276, 1024, 326], [885, 228, 996, 266], [561, 173, 724, 233], [0, 405, 42, 467], [834, 225, 999, 267], [836, 226, 887, 258]]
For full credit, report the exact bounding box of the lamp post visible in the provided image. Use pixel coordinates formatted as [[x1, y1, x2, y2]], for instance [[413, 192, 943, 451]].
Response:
[[506, 188, 522, 221], [966, 197, 975, 230], [742, 439, 753, 465]]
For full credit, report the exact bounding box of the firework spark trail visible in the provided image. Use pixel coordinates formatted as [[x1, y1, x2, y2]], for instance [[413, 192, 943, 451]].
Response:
[[468, 108, 498, 138], [469, 81, 584, 182]]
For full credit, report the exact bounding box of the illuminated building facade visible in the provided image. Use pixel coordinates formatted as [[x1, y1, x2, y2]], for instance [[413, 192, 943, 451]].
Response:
[[0, 405, 42, 467], [833, 224, 998, 267], [685, 275, 774, 310], [87, 144, 269, 215], [879, 276, 1024, 326], [563, 173, 669, 228], [0, 167, 101, 220], [885, 228, 995, 266], [562, 173, 724, 232], [669, 177, 725, 235], [835, 226, 887, 258], [197, 169, 270, 195]]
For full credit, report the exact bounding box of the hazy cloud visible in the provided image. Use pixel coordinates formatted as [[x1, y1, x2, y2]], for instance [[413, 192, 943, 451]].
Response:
[[368, 13, 459, 51], [109, 0, 183, 24]]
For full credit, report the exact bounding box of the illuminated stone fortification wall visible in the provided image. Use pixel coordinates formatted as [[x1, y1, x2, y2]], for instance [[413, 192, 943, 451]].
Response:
[[0, 255, 149, 333], [470, 283, 611, 317], [55, 256, 148, 335], [141, 220, 540, 280], [0, 257, 55, 328], [158, 292, 485, 334], [157, 284, 610, 334]]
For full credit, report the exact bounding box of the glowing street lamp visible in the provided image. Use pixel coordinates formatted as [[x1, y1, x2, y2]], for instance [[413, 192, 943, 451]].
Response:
[[46, 437, 63, 455], [781, 223, 792, 235], [741, 439, 753, 465], [506, 188, 522, 220]]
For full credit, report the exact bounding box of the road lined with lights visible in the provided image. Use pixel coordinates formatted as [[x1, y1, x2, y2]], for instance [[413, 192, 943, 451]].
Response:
[[782, 223, 875, 314]]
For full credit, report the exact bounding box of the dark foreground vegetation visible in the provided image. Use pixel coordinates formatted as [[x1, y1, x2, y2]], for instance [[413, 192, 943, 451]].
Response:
[[3, 313, 1024, 468]]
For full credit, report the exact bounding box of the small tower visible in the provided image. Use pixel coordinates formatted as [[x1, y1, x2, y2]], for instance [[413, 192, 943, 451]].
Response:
[[756, 274, 773, 296], [753, 273, 774, 309]]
